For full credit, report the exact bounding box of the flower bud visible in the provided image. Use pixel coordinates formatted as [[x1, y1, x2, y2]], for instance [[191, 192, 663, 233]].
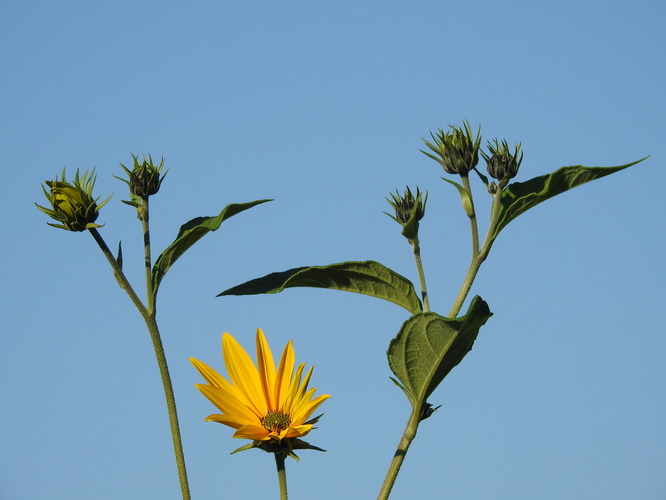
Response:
[[385, 186, 427, 241], [118, 154, 167, 198], [421, 120, 481, 176], [387, 187, 427, 223], [482, 139, 523, 183], [36, 168, 111, 231]]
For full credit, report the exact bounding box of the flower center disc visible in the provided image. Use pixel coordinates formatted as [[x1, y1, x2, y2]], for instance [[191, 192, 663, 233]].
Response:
[[261, 411, 291, 433]]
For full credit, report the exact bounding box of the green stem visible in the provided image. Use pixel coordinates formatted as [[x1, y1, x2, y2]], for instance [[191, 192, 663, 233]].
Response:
[[377, 409, 420, 500], [275, 453, 289, 500], [448, 189, 503, 318], [410, 237, 430, 313], [144, 314, 191, 500], [139, 196, 155, 315], [88, 228, 146, 315], [88, 226, 191, 500]]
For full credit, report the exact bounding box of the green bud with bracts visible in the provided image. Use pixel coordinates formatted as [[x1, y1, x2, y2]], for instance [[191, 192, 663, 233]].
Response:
[[117, 154, 167, 198], [482, 139, 523, 186], [385, 186, 427, 242], [36, 168, 111, 231], [421, 120, 482, 176]]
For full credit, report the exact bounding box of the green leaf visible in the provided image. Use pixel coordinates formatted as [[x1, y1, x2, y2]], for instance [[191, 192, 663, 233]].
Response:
[[442, 177, 474, 218], [151, 199, 272, 296], [401, 202, 421, 241], [387, 296, 492, 406], [492, 158, 647, 241], [219, 260, 423, 315]]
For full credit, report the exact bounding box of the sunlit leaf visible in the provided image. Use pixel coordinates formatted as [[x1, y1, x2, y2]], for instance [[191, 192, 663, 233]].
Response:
[[219, 260, 422, 315], [151, 199, 272, 297], [387, 297, 492, 406], [491, 158, 646, 241]]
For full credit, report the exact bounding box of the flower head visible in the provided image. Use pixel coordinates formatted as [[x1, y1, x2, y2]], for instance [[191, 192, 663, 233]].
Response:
[[385, 186, 427, 242], [191, 329, 329, 455], [36, 168, 111, 231], [482, 138, 523, 186], [386, 186, 427, 225], [117, 154, 167, 198], [421, 120, 482, 176]]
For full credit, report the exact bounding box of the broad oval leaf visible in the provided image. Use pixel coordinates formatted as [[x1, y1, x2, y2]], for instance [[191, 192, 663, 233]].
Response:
[[218, 260, 423, 315], [151, 199, 272, 297], [387, 296, 492, 406], [492, 158, 646, 241]]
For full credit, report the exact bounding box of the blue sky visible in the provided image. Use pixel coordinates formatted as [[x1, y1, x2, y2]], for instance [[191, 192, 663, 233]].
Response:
[[2, 1, 665, 499]]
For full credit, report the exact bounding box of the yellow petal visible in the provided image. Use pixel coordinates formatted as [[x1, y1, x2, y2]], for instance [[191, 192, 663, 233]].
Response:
[[191, 358, 248, 406], [255, 328, 277, 409], [291, 393, 330, 424], [274, 340, 295, 410], [195, 384, 260, 423], [290, 366, 317, 413], [233, 424, 271, 441], [222, 333, 267, 415], [190, 357, 229, 389], [285, 424, 313, 438], [204, 413, 253, 430], [282, 362, 307, 414]]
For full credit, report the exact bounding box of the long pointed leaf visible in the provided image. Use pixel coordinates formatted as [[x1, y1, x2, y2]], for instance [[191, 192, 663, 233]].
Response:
[[387, 297, 492, 406], [219, 260, 423, 315], [152, 199, 272, 296], [492, 158, 646, 241]]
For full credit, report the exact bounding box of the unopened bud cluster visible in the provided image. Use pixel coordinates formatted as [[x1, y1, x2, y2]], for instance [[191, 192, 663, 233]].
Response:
[[118, 154, 167, 198], [422, 121, 525, 195], [36, 168, 111, 231]]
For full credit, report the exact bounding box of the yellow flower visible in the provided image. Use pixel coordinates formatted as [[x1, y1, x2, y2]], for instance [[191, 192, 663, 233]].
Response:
[[191, 329, 330, 446]]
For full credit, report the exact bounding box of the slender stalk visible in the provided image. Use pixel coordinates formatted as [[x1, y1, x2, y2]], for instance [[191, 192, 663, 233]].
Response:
[[377, 409, 420, 500], [88, 228, 146, 315], [144, 314, 191, 500], [88, 226, 191, 500], [138, 197, 190, 500], [139, 196, 155, 315], [448, 189, 503, 318], [275, 453, 289, 500], [410, 237, 430, 313]]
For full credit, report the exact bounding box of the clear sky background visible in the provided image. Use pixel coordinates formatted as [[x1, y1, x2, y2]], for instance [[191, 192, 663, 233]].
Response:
[[2, 1, 665, 499]]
